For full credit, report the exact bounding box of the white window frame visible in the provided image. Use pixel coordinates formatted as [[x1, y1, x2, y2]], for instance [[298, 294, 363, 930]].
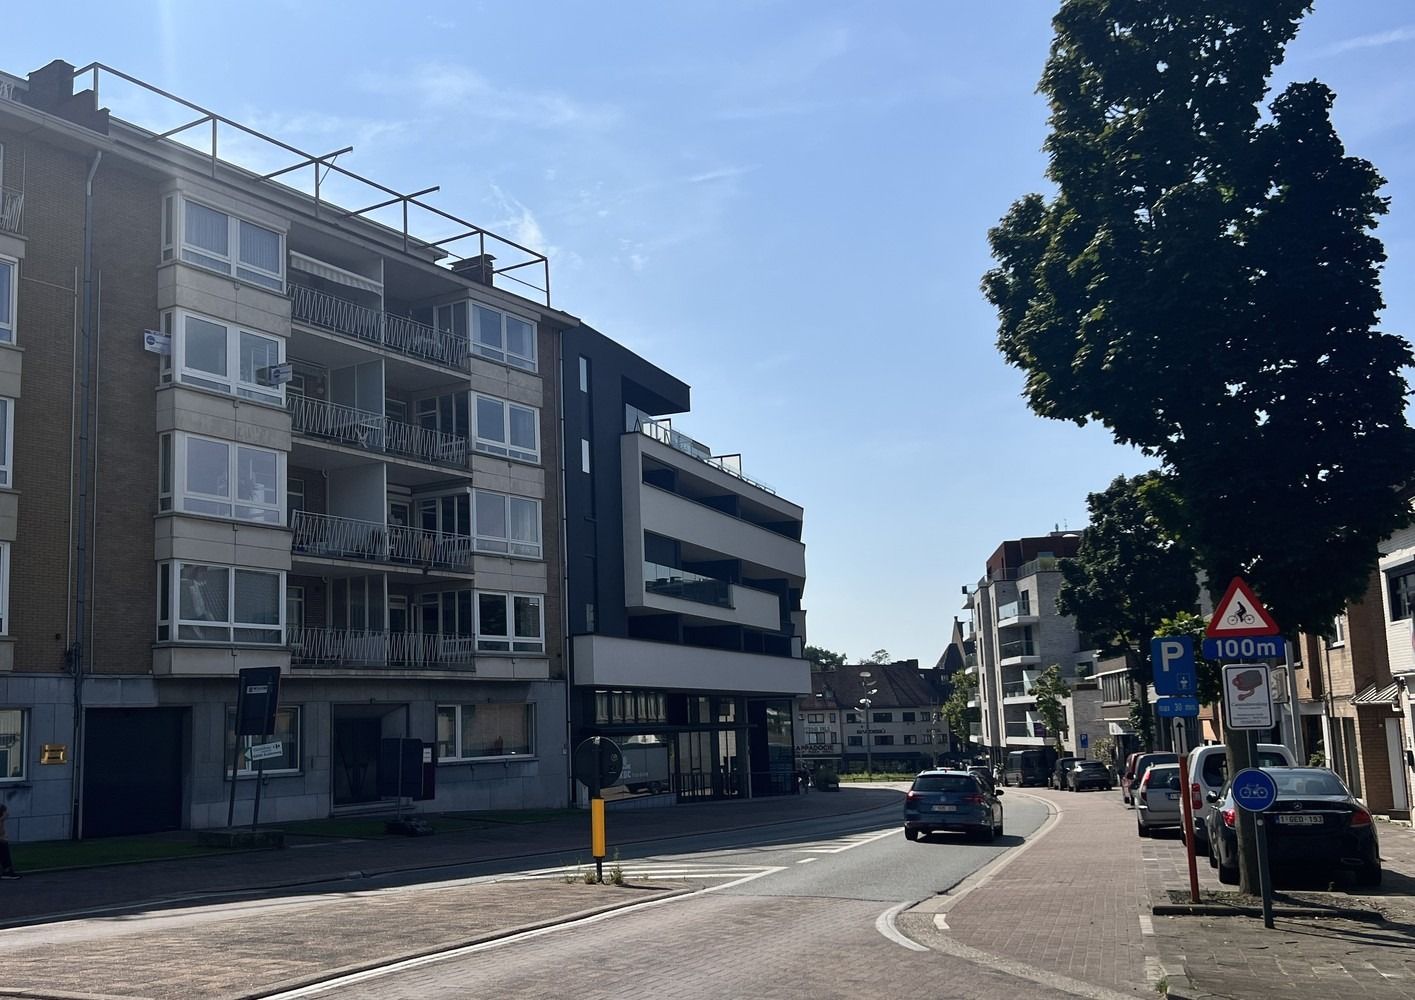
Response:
[[164, 309, 285, 405], [0, 706, 25, 782], [0, 541, 9, 636], [225, 705, 302, 777], [0, 396, 11, 488], [0, 253, 15, 344], [471, 303, 537, 371], [170, 196, 285, 291], [474, 591, 545, 653], [436, 702, 535, 761], [159, 431, 285, 525], [157, 560, 285, 645], [472, 393, 539, 463], [472, 489, 542, 558]]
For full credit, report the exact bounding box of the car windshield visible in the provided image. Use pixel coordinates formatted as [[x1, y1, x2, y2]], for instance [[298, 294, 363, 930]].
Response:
[[1269, 769, 1348, 797], [1201, 750, 1288, 786], [913, 774, 980, 793], [1145, 767, 1181, 791]]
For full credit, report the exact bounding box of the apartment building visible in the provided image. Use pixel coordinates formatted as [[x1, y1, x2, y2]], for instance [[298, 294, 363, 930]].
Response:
[[0, 61, 570, 839], [963, 532, 1097, 761], [563, 325, 809, 800]]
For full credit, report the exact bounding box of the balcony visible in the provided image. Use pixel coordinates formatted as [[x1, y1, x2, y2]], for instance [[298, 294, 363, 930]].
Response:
[[1004, 721, 1034, 738], [1018, 555, 1060, 578], [289, 284, 468, 371], [637, 420, 776, 496], [291, 511, 472, 572], [288, 395, 468, 468], [643, 561, 731, 608], [968, 723, 982, 739], [0, 187, 21, 235], [998, 638, 1038, 664], [290, 626, 476, 670], [997, 598, 1031, 620], [1002, 680, 1029, 699]]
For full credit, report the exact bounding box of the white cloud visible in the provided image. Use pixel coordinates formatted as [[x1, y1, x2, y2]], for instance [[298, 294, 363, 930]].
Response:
[[1319, 25, 1415, 56], [393, 62, 622, 131]]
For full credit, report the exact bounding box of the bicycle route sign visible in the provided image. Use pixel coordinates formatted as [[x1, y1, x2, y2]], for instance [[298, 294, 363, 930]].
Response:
[[1231, 767, 1278, 812], [1205, 577, 1279, 639]]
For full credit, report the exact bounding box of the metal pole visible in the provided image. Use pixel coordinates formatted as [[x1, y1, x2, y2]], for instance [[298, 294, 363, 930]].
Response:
[[1175, 719, 1200, 903], [591, 737, 603, 884], [1255, 812, 1275, 928], [226, 686, 243, 828], [251, 740, 267, 833]]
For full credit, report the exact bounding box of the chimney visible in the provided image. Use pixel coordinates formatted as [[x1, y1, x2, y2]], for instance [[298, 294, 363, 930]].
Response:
[[25, 60, 110, 134], [451, 253, 496, 287]]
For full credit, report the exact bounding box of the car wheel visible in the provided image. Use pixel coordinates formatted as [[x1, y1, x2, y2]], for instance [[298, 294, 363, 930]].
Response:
[[1207, 842, 1218, 869], [904, 827, 919, 842], [978, 823, 996, 843], [1217, 861, 1238, 886], [1137, 818, 1150, 838], [1357, 862, 1383, 888]]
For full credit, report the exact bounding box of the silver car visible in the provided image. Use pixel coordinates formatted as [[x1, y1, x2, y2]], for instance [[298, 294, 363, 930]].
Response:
[[1136, 762, 1183, 837]]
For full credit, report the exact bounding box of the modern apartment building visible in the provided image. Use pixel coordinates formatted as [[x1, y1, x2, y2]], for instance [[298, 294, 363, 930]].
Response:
[[0, 61, 571, 839], [562, 325, 809, 801], [963, 532, 1096, 761]]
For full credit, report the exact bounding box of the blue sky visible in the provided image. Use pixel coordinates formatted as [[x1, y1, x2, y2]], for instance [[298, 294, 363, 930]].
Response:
[[10, 2, 1415, 666]]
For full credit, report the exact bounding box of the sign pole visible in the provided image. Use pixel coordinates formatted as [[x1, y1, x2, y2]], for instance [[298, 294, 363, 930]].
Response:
[[227, 682, 243, 829], [251, 732, 268, 833], [1174, 719, 1200, 903], [591, 737, 604, 883], [1255, 812, 1275, 928]]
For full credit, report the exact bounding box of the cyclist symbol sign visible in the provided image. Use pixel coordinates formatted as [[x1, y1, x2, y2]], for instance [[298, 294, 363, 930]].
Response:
[[1231, 767, 1278, 812], [1205, 577, 1279, 639]]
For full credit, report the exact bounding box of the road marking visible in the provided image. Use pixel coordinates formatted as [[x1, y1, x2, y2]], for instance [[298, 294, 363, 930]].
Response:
[[796, 858, 817, 864], [794, 827, 897, 854], [1138, 914, 1154, 936], [933, 914, 949, 931], [877, 901, 929, 952]]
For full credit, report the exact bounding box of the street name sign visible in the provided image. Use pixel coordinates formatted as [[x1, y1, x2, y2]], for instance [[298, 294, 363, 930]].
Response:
[[1205, 577, 1279, 638], [1222, 663, 1275, 729], [1202, 636, 1283, 660], [1151, 636, 1197, 696], [1231, 767, 1278, 812], [246, 741, 284, 762], [1156, 696, 1200, 718]]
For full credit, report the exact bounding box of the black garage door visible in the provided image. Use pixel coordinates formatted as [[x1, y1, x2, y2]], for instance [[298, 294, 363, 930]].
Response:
[[82, 708, 186, 837]]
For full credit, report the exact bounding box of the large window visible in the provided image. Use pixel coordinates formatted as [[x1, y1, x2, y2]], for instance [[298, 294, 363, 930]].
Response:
[[168, 197, 284, 291], [157, 561, 284, 644], [0, 254, 14, 344], [164, 310, 284, 405], [0, 396, 10, 488], [0, 708, 23, 780], [159, 432, 283, 524], [472, 304, 536, 371], [1389, 566, 1415, 621], [473, 489, 541, 557], [473, 394, 539, 463], [224, 705, 300, 776], [475, 591, 544, 653], [0, 541, 8, 635], [436, 702, 534, 760]]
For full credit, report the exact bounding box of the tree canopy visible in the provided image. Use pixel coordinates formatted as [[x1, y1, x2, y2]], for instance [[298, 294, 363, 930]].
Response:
[[804, 645, 847, 669], [984, 0, 1415, 635]]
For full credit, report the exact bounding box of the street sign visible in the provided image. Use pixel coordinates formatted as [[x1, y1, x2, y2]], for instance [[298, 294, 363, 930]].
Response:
[[1222, 663, 1275, 729], [1156, 696, 1200, 718], [1231, 767, 1278, 812], [142, 329, 171, 355], [1201, 636, 1283, 660], [573, 737, 623, 790], [1079, 733, 1089, 750], [246, 740, 284, 762], [1151, 636, 1197, 696], [1205, 577, 1279, 638]]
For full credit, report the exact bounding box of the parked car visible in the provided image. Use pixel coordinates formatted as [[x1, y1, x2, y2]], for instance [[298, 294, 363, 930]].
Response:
[[1122, 751, 1178, 806], [1050, 756, 1079, 789], [1002, 748, 1050, 787], [1135, 762, 1184, 837], [1186, 743, 1294, 851], [903, 770, 1005, 842], [1068, 760, 1113, 791], [1204, 767, 1381, 886]]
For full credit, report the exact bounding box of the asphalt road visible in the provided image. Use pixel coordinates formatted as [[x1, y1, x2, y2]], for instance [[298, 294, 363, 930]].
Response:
[[262, 790, 1060, 1000]]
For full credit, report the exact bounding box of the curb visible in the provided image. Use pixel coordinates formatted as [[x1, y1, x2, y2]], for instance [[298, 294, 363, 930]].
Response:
[[1152, 902, 1384, 922]]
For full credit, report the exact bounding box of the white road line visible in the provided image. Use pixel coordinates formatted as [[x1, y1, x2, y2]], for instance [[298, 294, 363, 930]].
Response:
[[877, 901, 929, 952], [795, 827, 898, 854], [933, 913, 949, 931], [1137, 914, 1154, 936], [795, 858, 817, 864]]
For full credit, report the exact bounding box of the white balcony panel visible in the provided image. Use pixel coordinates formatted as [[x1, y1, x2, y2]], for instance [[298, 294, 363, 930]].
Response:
[[0, 341, 21, 398], [153, 645, 291, 677], [155, 515, 292, 572], [573, 634, 809, 696], [0, 491, 16, 543], [630, 486, 805, 581], [624, 430, 802, 520], [635, 581, 782, 632]]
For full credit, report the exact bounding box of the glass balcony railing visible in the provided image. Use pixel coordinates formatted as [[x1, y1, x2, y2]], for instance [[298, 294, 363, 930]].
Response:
[[636, 420, 776, 495], [1018, 555, 1060, 578], [968, 723, 982, 739], [643, 561, 732, 607], [1004, 721, 1035, 738], [1002, 681, 1029, 698], [288, 395, 469, 468], [999, 638, 1037, 659], [290, 283, 469, 371], [998, 598, 1032, 619], [0, 186, 22, 235]]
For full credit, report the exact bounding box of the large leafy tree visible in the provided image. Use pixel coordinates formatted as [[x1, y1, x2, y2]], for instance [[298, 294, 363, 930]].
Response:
[[941, 669, 979, 749], [804, 645, 847, 669], [984, 0, 1415, 639], [1057, 473, 1199, 744], [1029, 665, 1071, 753]]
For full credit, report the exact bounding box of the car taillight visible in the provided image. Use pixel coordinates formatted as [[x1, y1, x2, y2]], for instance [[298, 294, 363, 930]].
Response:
[[1191, 782, 1202, 810], [963, 794, 984, 805], [906, 791, 920, 802], [1221, 807, 1236, 829], [1350, 808, 1372, 827]]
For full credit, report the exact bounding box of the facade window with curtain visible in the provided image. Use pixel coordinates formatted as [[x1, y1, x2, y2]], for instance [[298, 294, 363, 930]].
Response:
[[157, 561, 284, 643], [472, 489, 541, 557], [436, 703, 534, 760], [174, 197, 284, 291], [0, 708, 23, 780]]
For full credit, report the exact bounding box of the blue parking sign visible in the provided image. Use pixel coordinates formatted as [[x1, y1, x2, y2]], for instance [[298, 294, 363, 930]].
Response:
[[1151, 636, 1197, 697]]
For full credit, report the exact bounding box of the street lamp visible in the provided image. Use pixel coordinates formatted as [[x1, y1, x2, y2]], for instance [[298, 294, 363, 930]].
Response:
[[858, 670, 878, 779]]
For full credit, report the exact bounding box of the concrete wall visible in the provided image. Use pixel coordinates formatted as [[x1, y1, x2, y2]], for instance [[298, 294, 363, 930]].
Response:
[[574, 633, 809, 695], [0, 674, 74, 841]]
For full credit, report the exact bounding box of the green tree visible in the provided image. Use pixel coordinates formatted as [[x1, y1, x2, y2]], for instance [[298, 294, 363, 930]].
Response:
[[983, 0, 1415, 639], [941, 670, 979, 748], [866, 649, 892, 665], [804, 645, 847, 669], [1029, 665, 1071, 753], [1056, 473, 1199, 747]]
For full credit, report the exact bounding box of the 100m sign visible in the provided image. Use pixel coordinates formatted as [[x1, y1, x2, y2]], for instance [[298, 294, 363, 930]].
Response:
[[1201, 636, 1284, 660]]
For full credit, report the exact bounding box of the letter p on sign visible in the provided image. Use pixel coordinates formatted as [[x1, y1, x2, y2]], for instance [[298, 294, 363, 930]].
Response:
[[1150, 635, 1197, 697]]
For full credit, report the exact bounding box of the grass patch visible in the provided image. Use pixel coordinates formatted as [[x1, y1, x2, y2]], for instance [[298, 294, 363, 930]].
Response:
[[18, 835, 240, 872], [837, 772, 918, 782]]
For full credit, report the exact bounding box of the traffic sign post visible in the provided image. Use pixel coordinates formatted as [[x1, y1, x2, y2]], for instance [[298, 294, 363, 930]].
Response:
[[1172, 719, 1200, 903], [573, 737, 623, 883], [1151, 636, 1197, 696], [1205, 577, 1280, 639], [1222, 664, 1275, 730], [1156, 696, 1199, 718], [1232, 768, 1278, 928]]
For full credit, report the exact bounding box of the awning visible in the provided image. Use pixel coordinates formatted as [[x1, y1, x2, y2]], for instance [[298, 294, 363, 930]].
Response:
[[1351, 682, 1402, 707], [1108, 722, 1134, 736], [290, 251, 382, 294]]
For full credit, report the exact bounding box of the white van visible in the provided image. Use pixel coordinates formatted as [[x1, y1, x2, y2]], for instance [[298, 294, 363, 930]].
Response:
[[1186, 743, 1294, 848]]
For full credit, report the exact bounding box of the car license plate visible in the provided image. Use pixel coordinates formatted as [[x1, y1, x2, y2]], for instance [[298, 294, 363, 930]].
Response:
[[932, 804, 957, 812], [1166, 792, 1179, 801], [1277, 815, 1322, 826]]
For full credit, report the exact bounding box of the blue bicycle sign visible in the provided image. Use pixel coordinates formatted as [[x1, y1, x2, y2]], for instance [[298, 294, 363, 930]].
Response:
[[1231, 768, 1277, 812]]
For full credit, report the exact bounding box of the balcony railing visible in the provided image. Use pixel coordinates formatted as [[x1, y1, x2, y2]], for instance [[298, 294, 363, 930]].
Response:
[[290, 626, 476, 670], [289, 284, 468, 371], [0, 187, 22, 235], [1018, 555, 1060, 578], [1005, 721, 1035, 738], [291, 510, 472, 571], [643, 561, 732, 608], [968, 723, 982, 739], [999, 638, 1037, 659], [1002, 681, 1029, 698], [637, 420, 776, 495], [288, 395, 469, 468], [997, 598, 1032, 620]]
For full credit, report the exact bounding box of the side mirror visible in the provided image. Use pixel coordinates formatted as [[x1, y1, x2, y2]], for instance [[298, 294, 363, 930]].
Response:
[[994, 789, 1004, 796], [1205, 791, 1220, 804]]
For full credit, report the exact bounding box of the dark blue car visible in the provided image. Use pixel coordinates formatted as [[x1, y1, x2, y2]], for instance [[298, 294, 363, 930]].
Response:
[[904, 770, 1004, 842]]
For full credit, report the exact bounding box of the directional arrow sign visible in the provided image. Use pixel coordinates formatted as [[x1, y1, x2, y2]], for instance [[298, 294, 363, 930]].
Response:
[[1151, 636, 1197, 697], [1205, 577, 1279, 638]]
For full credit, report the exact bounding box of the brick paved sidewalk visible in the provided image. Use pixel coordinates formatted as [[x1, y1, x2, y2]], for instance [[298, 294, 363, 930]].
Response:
[[1144, 813, 1415, 998]]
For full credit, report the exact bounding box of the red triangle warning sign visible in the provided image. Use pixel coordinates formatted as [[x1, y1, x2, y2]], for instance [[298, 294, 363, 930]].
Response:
[[1205, 577, 1280, 638]]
